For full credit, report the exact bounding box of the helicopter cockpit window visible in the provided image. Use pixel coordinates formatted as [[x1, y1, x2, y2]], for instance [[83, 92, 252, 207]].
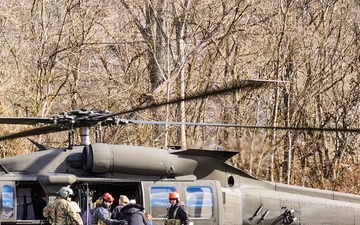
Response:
[[2, 185, 15, 220], [186, 186, 214, 218], [149, 186, 176, 218]]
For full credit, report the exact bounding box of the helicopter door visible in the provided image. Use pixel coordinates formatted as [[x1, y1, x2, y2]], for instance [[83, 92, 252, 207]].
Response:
[[0, 181, 16, 222], [142, 180, 222, 225]]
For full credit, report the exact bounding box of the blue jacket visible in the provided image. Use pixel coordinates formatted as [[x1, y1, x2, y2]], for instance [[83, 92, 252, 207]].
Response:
[[93, 203, 126, 225], [82, 208, 95, 225]]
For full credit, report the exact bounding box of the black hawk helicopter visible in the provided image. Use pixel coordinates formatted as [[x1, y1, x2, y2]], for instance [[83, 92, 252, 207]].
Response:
[[0, 80, 360, 225]]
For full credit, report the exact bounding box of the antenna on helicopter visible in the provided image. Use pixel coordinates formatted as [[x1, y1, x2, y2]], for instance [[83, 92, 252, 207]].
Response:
[[257, 209, 269, 224], [0, 163, 9, 174], [249, 205, 263, 222], [27, 138, 47, 151]]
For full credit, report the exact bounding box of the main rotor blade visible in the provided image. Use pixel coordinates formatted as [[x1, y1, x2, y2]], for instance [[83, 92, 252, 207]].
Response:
[[127, 120, 360, 133], [0, 117, 54, 125], [0, 126, 69, 141], [98, 79, 282, 120]]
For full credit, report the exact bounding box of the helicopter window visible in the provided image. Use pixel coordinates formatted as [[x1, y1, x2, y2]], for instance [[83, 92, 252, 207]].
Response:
[[149, 186, 176, 218], [2, 185, 15, 220], [185, 186, 213, 218]]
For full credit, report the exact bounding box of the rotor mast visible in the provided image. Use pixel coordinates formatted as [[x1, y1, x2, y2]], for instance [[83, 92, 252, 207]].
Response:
[[80, 127, 91, 145]]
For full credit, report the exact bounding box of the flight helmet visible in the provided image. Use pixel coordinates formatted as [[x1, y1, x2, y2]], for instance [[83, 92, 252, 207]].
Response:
[[169, 192, 180, 201], [58, 187, 74, 199], [102, 193, 114, 203]]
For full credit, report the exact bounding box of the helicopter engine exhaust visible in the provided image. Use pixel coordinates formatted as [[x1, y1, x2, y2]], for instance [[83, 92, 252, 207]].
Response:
[[82, 143, 199, 178]]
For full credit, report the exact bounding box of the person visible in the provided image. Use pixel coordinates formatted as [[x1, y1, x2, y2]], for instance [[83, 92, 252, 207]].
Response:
[[145, 213, 153, 225], [82, 193, 99, 225], [119, 203, 147, 225], [92, 193, 127, 225], [82, 206, 95, 225], [111, 195, 129, 220], [43, 186, 83, 225], [165, 192, 189, 225], [69, 201, 83, 224]]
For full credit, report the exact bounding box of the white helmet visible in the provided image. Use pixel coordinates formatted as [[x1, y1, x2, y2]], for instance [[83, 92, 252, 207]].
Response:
[[58, 187, 74, 198]]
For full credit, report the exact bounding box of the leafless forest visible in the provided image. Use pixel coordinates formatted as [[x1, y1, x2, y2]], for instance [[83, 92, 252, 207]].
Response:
[[0, 0, 360, 194]]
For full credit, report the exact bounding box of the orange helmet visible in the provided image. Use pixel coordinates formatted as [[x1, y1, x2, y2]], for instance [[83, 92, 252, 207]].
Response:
[[103, 193, 114, 202], [169, 191, 180, 199]]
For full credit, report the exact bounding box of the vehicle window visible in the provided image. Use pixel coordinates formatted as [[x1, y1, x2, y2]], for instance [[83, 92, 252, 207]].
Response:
[[2, 185, 15, 219], [186, 186, 213, 218], [150, 186, 176, 218]]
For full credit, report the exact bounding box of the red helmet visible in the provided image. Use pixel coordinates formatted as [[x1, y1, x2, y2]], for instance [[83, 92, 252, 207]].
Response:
[[103, 193, 114, 202], [169, 192, 180, 199]]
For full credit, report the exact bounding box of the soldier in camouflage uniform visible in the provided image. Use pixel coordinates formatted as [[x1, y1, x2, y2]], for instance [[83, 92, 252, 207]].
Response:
[[92, 193, 127, 225], [43, 187, 83, 225]]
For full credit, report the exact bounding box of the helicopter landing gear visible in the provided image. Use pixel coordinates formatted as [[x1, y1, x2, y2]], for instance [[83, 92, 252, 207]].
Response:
[[281, 208, 297, 224], [268, 207, 297, 225]]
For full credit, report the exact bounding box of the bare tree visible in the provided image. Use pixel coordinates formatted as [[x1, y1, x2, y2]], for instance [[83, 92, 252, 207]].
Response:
[[1, 0, 360, 194]]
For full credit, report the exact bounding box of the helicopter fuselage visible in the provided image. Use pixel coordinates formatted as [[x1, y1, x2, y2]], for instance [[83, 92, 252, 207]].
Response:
[[0, 144, 359, 225]]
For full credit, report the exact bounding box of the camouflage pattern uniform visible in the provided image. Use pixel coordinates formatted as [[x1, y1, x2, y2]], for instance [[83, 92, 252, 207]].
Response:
[[43, 197, 83, 225]]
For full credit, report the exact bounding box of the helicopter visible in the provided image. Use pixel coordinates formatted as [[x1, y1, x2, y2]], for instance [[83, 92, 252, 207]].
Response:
[[0, 81, 360, 225]]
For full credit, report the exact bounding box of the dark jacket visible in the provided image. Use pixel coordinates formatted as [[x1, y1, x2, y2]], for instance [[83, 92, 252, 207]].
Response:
[[167, 201, 189, 225], [120, 204, 147, 225], [111, 205, 125, 220]]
